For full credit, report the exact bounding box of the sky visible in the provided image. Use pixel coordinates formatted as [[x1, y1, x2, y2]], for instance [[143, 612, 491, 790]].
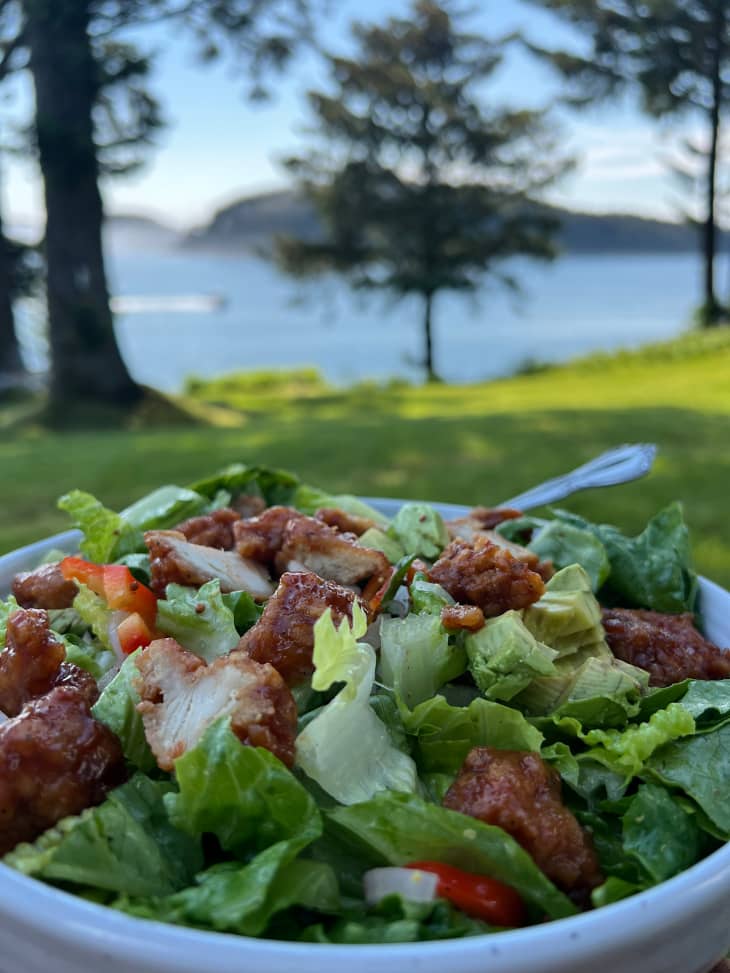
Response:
[[1, 0, 707, 235]]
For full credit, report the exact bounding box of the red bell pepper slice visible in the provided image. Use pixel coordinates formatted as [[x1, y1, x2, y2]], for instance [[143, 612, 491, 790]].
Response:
[[116, 612, 156, 655], [405, 861, 525, 927], [60, 557, 157, 627]]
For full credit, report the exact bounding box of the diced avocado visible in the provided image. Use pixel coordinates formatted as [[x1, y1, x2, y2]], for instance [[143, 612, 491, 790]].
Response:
[[465, 610, 558, 702], [389, 503, 449, 560], [358, 527, 405, 565], [546, 564, 594, 593], [523, 564, 604, 657]]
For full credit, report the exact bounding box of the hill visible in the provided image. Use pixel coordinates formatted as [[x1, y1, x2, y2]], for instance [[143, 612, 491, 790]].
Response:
[[182, 189, 728, 255]]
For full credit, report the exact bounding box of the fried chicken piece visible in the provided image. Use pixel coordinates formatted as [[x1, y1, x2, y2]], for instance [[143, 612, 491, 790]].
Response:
[[239, 571, 358, 686], [275, 515, 390, 588], [145, 529, 274, 600], [233, 506, 306, 567], [0, 609, 98, 717], [429, 536, 545, 618], [174, 507, 241, 550], [445, 512, 554, 582], [440, 603, 486, 633], [444, 747, 602, 900], [315, 507, 377, 537], [0, 685, 125, 855], [11, 563, 78, 610], [134, 638, 297, 770], [602, 608, 730, 688]]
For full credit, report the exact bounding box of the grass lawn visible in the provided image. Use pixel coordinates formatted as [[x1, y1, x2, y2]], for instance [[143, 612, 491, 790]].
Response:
[[1, 328, 729, 586]]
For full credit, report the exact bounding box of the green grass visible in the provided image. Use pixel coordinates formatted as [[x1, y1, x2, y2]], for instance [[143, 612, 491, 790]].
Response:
[[2, 327, 730, 587]]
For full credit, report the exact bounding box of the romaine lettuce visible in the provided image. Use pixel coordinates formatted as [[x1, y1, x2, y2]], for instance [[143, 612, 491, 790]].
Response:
[[296, 605, 418, 804], [379, 614, 466, 709], [156, 580, 241, 661], [91, 651, 155, 772]]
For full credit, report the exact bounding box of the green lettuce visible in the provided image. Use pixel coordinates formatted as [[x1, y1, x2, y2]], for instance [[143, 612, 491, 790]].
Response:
[[121, 485, 207, 530], [156, 580, 241, 661], [295, 605, 418, 804], [302, 896, 493, 943], [401, 694, 543, 774], [675, 680, 730, 727], [357, 528, 404, 564], [4, 775, 202, 897], [166, 720, 321, 857], [0, 595, 20, 647], [556, 703, 695, 779], [409, 576, 454, 615], [120, 852, 340, 937], [190, 463, 299, 507], [72, 585, 114, 651], [648, 721, 730, 836], [527, 521, 610, 592], [621, 782, 704, 883], [92, 652, 155, 772], [62, 634, 116, 680], [379, 614, 466, 709], [57, 490, 143, 563], [327, 792, 577, 920]]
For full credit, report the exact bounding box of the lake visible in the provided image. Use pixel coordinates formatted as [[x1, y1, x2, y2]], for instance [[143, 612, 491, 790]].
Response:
[[20, 249, 707, 392]]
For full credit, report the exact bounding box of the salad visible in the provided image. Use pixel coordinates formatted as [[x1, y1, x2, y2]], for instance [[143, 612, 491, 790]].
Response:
[[0, 462, 729, 944]]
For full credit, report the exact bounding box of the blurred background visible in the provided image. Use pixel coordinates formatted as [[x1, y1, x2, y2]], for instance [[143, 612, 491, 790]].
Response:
[[0, 0, 729, 584]]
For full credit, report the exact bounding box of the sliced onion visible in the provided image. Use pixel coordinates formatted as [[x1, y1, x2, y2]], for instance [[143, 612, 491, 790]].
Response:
[[107, 610, 128, 664], [363, 867, 439, 905], [0, 709, 7, 725]]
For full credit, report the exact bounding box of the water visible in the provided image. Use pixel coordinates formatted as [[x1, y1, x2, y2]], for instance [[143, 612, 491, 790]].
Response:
[[22, 249, 705, 392]]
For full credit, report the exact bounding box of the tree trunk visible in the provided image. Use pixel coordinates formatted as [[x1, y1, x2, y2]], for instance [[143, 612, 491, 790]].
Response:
[[0, 227, 25, 385], [23, 0, 142, 411], [702, 7, 724, 326], [423, 291, 438, 381]]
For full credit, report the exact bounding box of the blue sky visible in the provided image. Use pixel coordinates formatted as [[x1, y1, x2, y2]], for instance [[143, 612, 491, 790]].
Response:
[[2, 0, 704, 233]]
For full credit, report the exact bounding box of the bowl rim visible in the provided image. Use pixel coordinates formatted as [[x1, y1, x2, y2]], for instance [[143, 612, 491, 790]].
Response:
[[1, 500, 729, 969]]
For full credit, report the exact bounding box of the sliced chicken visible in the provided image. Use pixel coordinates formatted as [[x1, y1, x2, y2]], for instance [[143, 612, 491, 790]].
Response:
[[145, 529, 274, 599], [274, 515, 390, 588], [134, 637, 297, 770]]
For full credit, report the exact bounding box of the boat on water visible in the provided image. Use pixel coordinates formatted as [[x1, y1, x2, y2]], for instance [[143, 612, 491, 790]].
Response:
[[110, 293, 228, 314]]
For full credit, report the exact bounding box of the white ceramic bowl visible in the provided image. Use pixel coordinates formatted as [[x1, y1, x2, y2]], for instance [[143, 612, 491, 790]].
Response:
[[1, 502, 730, 973]]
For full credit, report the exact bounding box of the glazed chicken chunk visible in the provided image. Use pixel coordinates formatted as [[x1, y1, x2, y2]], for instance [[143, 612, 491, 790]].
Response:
[[134, 638, 298, 770], [602, 608, 730, 687], [233, 506, 305, 567], [145, 529, 274, 599], [429, 536, 545, 618], [0, 609, 124, 856], [239, 571, 359, 686], [275, 515, 390, 588], [174, 507, 241, 550], [444, 747, 603, 900], [11, 562, 78, 611], [445, 510, 553, 582]]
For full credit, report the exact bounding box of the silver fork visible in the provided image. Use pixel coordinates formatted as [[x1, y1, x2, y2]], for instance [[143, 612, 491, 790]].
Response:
[[500, 443, 657, 512]]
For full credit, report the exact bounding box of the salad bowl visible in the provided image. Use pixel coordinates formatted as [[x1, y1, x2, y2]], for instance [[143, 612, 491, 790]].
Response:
[[0, 499, 729, 973]]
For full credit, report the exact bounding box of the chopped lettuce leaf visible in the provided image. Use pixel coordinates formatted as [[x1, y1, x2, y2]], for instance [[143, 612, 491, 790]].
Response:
[[676, 680, 730, 727], [409, 576, 454, 615], [296, 605, 418, 804], [57, 490, 142, 563], [4, 775, 202, 897], [157, 580, 240, 662], [302, 896, 493, 943], [120, 850, 340, 936], [401, 694, 543, 774], [465, 611, 557, 701], [379, 614, 466, 709], [622, 782, 704, 883], [556, 703, 695, 779], [92, 651, 155, 772], [63, 635, 116, 680], [190, 463, 299, 507], [72, 584, 114, 651], [167, 719, 321, 858], [327, 792, 577, 920], [648, 721, 730, 836], [121, 485, 207, 530], [555, 503, 698, 613], [388, 503, 449, 560], [527, 521, 610, 592], [0, 594, 20, 647]]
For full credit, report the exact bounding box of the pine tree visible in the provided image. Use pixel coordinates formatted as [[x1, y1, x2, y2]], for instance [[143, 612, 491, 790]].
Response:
[[527, 0, 730, 326], [277, 0, 570, 380]]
